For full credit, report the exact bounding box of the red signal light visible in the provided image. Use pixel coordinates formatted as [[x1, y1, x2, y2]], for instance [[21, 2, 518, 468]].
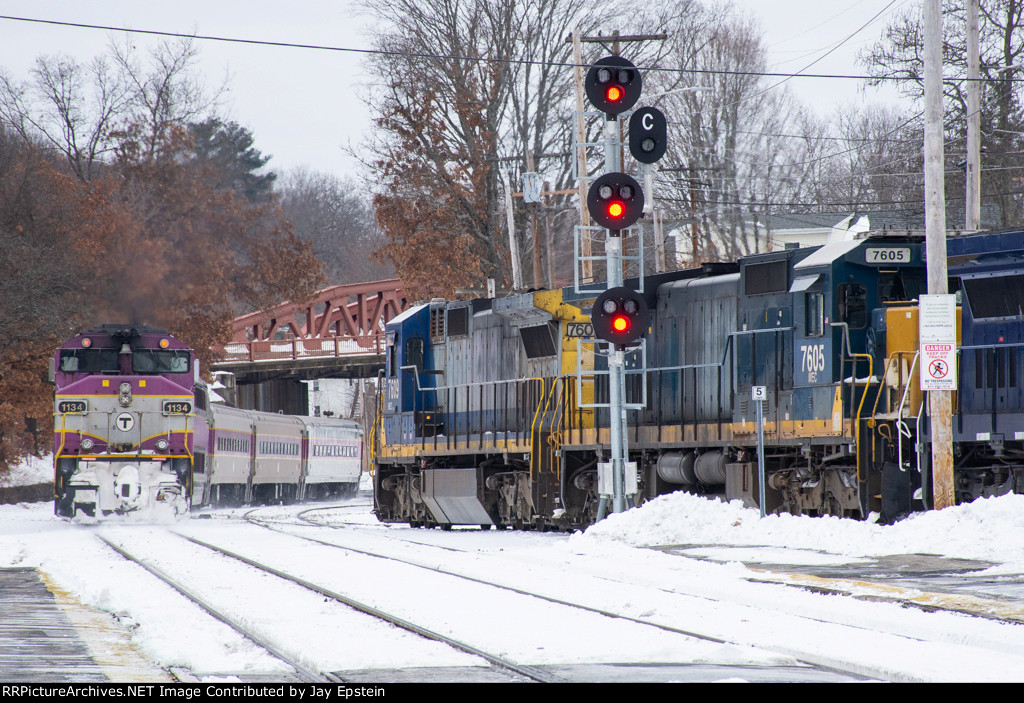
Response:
[[606, 85, 623, 102], [607, 201, 625, 218], [612, 315, 630, 333]]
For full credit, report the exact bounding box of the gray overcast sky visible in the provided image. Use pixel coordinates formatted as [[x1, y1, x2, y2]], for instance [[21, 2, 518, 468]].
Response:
[[0, 0, 912, 180]]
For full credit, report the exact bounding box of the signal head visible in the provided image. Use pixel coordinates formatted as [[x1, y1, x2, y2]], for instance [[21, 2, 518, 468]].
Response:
[[587, 172, 645, 231], [585, 56, 642, 116], [591, 287, 648, 347], [628, 107, 668, 164]]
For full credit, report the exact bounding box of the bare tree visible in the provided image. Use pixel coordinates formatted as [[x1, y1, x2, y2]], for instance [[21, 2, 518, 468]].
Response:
[[862, 0, 1024, 226], [0, 37, 223, 181], [279, 168, 392, 285], [0, 53, 132, 181], [111, 37, 224, 164], [359, 0, 704, 295], [655, 9, 806, 261]]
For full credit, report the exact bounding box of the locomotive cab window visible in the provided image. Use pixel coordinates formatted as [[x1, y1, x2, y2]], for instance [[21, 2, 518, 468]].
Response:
[[387, 340, 397, 377], [406, 337, 424, 371], [838, 283, 868, 329], [806, 291, 824, 337], [878, 271, 925, 303], [60, 349, 118, 373], [133, 349, 190, 374]]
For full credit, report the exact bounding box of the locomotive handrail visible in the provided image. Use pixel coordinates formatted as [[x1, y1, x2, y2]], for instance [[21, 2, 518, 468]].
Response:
[[639, 334, 736, 443], [398, 363, 546, 454], [368, 371, 385, 475], [897, 351, 920, 474], [532, 376, 564, 480], [831, 321, 873, 483], [897, 351, 921, 437]]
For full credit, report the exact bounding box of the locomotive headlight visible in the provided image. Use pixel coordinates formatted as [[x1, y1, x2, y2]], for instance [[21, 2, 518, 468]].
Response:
[[155, 439, 169, 451], [81, 438, 94, 450], [119, 382, 132, 407]]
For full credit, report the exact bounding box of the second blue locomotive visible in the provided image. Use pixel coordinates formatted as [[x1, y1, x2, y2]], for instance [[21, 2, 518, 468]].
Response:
[[373, 229, 1024, 529]]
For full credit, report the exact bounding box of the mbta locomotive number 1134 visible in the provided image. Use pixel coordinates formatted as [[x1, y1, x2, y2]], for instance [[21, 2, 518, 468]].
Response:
[[162, 401, 192, 414]]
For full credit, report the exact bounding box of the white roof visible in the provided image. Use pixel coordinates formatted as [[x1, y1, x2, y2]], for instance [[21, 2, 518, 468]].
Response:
[[794, 239, 862, 270]]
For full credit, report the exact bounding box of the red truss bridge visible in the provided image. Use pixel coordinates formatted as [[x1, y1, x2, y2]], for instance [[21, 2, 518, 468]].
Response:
[[216, 279, 409, 366]]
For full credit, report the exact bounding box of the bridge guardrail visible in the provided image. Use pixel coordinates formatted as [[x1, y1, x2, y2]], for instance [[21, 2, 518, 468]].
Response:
[[216, 334, 385, 363]]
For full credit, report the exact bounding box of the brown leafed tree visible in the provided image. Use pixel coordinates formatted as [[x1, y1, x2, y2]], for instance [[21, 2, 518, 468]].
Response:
[[110, 123, 324, 373], [370, 93, 492, 300], [361, 0, 511, 299], [0, 128, 143, 474], [0, 38, 324, 473]]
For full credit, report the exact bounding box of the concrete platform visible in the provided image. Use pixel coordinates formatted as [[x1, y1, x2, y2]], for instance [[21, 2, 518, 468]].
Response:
[[0, 567, 172, 682]]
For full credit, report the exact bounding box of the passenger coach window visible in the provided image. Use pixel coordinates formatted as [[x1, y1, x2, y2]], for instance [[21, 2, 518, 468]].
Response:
[[806, 292, 824, 337]]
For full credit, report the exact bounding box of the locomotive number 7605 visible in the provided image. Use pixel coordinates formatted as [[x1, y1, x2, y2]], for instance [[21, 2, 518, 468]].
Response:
[[800, 342, 826, 383], [865, 247, 910, 264]]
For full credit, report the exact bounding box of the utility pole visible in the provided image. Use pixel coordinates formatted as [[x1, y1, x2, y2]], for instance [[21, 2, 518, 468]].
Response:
[[526, 152, 543, 287], [572, 30, 594, 283], [966, 0, 981, 231], [924, 0, 955, 509], [501, 168, 523, 290]]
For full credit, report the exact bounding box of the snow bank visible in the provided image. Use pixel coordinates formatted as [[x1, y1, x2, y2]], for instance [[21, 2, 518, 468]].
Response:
[[575, 490, 1024, 569]]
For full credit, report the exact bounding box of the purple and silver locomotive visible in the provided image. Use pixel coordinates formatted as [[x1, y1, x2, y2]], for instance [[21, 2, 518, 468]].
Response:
[[51, 324, 199, 518]]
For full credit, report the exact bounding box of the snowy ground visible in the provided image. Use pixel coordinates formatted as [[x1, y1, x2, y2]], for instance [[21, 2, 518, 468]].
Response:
[[3, 454, 1024, 682]]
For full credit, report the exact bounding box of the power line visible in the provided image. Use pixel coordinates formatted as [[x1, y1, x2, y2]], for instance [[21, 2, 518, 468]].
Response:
[[1, 13, 1018, 86], [659, 186, 1024, 210]]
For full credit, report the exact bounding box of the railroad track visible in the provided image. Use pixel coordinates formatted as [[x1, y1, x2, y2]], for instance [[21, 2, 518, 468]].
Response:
[[285, 502, 1024, 626], [226, 503, 1024, 682], [96, 534, 324, 683], [235, 508, 881, 680], [96, 528, 551, 683]]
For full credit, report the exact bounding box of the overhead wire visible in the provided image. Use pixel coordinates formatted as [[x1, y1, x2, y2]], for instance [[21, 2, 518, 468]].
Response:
[[4, 11, 1021, 220], [1, 12, 1020, 86]]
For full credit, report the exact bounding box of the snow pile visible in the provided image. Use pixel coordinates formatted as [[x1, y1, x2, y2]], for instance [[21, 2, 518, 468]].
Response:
[[1, 454, 51, 487], [576, 490, 1024, 569]]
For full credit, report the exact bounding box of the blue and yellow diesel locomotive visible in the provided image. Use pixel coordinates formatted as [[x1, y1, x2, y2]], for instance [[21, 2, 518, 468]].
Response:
[[372, 230, 1024, 530]]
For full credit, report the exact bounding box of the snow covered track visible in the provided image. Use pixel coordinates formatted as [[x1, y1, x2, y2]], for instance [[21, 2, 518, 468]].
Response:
[[173, 532, 557, 683], [223, 504, 1024, 682], [94, 526, 496, 682], [96, 532, 324, 682], [7, 491, 1024, 682], [175, 513, 858, 682]]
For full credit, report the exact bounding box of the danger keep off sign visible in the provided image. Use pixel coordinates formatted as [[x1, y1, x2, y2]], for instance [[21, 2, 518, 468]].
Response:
[[919, 294, 957, 391]]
